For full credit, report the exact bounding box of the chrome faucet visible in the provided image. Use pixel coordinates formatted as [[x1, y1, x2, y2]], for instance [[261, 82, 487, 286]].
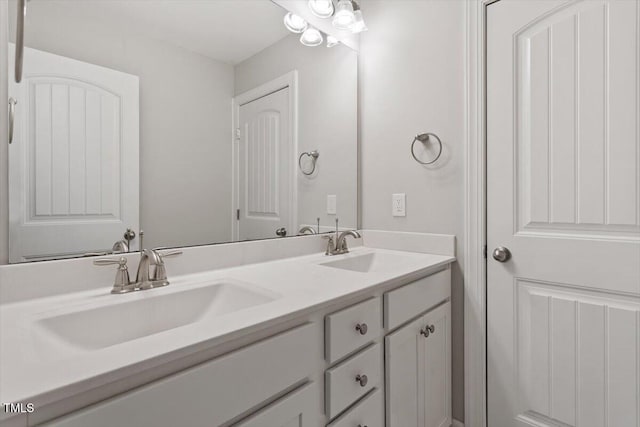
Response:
[[298, 226, 317, 235], [325, 230, 362, 255], [135, 249, 162, 290], [135, 248, 182, 290], [94, 238, 182, 294]]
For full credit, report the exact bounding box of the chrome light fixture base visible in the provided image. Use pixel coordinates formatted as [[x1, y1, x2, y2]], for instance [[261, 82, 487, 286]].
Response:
[[308, 0, 334, 19], [284, 12, 308, 33], [300, 27, 324, 47]]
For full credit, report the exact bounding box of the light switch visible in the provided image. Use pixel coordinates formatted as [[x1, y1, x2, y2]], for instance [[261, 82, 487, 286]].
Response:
[[392, 193, 406, 217], [327, 195, 337, 215]]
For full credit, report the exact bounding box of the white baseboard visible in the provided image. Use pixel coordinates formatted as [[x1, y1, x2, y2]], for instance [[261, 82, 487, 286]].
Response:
[[452, 419, 465, 427]]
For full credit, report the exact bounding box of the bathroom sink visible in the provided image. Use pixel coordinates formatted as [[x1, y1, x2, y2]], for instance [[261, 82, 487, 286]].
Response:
[[319, 251, 417, 273], [37, 281, 277, 350]]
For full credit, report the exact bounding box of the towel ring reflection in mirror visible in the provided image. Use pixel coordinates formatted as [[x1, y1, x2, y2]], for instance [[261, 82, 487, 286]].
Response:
[[410, 132, 442, 165], [298, 150, 319, 175]]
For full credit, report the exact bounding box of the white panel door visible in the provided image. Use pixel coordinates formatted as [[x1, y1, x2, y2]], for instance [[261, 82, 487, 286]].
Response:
[[487, 1, 640, 427], [238, 87, 293, 240], [8, 45, 139, 262], [385, 302, 451, 427]]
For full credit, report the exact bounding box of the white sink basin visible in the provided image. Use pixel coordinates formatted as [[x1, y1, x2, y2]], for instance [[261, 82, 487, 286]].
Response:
[[37, 281, 278, 350], [319, 251, 417, 273]]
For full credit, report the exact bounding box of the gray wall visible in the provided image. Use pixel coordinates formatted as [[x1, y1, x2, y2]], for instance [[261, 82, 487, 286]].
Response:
[[235, 34, 358, 230], [359, 0, 466, 422], [9, 7, 234, 249]]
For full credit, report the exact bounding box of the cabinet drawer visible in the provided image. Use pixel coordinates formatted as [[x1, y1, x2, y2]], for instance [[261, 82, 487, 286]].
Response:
[[233, 382, 320, 427], [42, 323, 320, 427], [384, 268, 450, 330], [325, 297, 381, 364], [325, 343, 382, 420], [327, 388, 384, 427]]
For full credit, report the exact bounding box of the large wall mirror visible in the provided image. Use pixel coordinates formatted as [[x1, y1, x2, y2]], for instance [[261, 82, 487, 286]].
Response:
[[5, 0, 358, 263]]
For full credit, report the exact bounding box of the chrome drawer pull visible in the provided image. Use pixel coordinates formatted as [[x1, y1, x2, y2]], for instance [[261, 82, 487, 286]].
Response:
[[355, 374, 368, 387], [355, 323, 368, 335]]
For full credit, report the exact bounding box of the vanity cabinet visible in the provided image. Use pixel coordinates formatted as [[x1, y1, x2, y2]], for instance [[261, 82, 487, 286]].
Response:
[[232, 382, 320, 427], [41, 323, 320, 427], [31, 265, 452, 427], [385, 302, 451, 427]]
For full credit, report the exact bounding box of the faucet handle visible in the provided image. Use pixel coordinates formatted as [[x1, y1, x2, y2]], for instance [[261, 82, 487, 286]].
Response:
[[94, 257, 133, 293], [151, 250, 183, 285], [323, 235, 336, 255], [157, 250, 183, 259]]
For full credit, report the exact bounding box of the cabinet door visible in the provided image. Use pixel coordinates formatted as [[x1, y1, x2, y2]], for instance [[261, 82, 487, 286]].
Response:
[[233, 382, 320, 427], [422, 302, 451, 427], [385, 314, 424, 427], [385, 302, 451, 427]]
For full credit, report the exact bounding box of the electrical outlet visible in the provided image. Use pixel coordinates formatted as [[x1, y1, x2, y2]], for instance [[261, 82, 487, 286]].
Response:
[[392, 193, 406, 217], [327, 195, 337, 215]]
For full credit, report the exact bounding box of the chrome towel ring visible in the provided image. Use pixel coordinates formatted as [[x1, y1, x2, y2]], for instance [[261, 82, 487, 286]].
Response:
[[298, 150, 319, 175], [411, 133, 442, 165]]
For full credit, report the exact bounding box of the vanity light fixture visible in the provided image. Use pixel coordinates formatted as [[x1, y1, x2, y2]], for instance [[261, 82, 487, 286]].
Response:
[[332, 0, 355, 30], [308, 0, 334, 19], [350, 2, 367, 33], [326, 35, 339, 48], [300, 27, 324, 47], [284, 12, 308, 33]]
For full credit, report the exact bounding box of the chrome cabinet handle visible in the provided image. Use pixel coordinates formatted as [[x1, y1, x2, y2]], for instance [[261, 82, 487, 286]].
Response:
[[355, 323, 368, 335], [275, 227, 287, 237], [15, 0, 27, 83], [420, 324, 435, 338], [355, 374, 368, 387], [8, 98, 17, 144], [492, 246, 511, 262]]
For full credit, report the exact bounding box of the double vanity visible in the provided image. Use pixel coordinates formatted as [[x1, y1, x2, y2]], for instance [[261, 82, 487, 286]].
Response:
[[0, 231, 455, 427]]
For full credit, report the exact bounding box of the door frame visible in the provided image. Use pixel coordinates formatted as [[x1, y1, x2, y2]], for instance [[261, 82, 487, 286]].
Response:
[[231, 71, 299, 241], [464, 1, 499, 426]]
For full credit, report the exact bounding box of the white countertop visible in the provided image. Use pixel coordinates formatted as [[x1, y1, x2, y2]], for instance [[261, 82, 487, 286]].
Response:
[[0, 244, 454, 418]]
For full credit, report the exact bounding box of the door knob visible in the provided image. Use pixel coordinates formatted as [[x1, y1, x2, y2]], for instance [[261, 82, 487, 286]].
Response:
[[275, 227, 287, 237], [123, 228, 136, 241], [492, 246, 511, 262]]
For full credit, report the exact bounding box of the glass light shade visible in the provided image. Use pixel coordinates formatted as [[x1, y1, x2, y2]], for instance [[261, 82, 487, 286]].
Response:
[[300, 27, 323, 47], [308, 0, 334, 18], [326, 35, 339, 48], [332, 0, 355, 30], [284, 12, 308, 33], [350, 10, 367, 33]]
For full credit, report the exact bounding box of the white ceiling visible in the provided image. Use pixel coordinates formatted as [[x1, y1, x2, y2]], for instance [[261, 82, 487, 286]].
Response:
[[25, 0, 291, 65]]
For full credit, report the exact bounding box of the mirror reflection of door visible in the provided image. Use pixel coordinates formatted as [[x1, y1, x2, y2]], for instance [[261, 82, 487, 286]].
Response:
[[8, 45, 139, 262], [2, 0, 358, 264], [237, 86, 293, 241]]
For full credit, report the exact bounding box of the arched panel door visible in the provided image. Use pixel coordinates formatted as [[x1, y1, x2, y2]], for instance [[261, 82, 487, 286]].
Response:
[[8, 45, 139, 262], [487, 1, 640, 426]]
